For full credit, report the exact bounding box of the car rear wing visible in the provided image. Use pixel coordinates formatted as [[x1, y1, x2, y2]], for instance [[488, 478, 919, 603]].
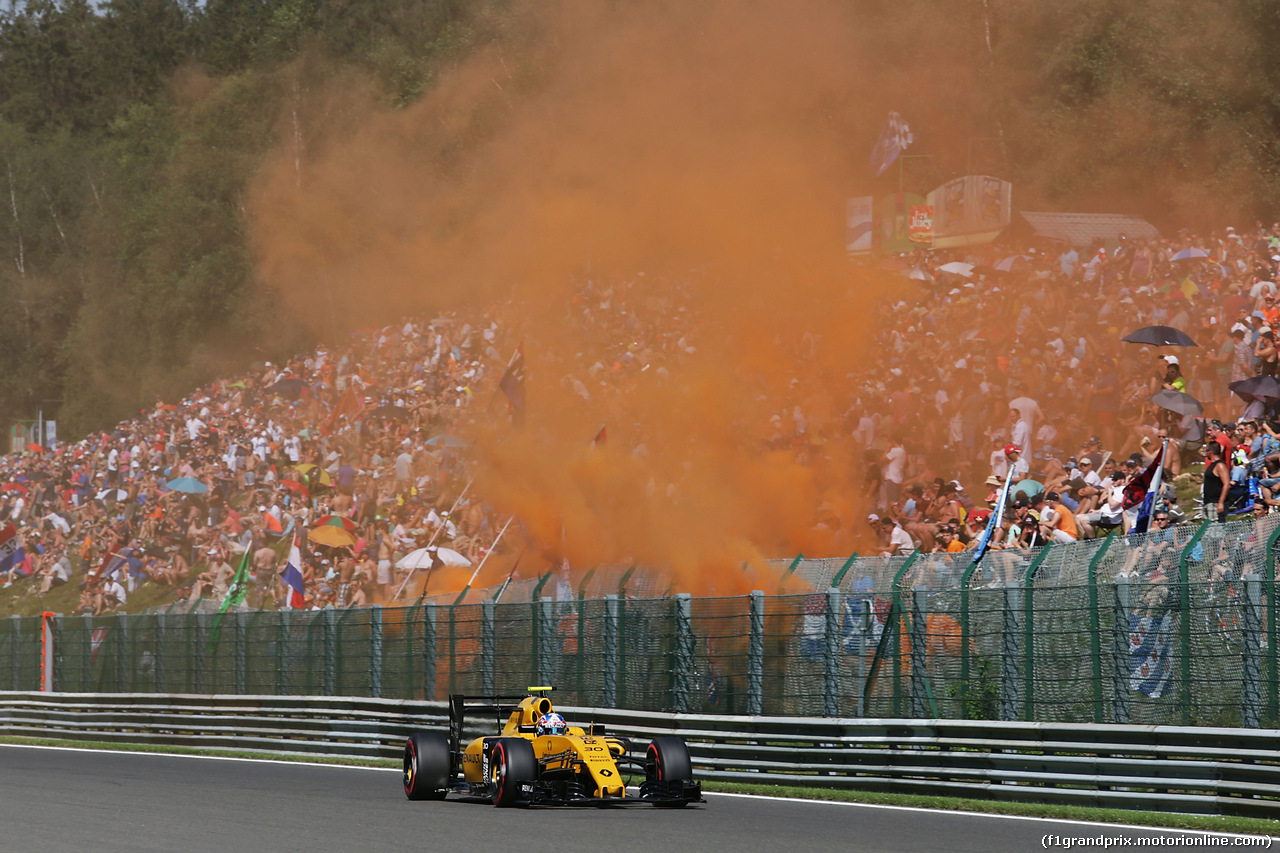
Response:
[[447, 693, 543, 775]]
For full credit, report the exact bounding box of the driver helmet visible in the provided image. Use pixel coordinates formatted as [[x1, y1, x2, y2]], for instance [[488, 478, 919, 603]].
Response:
[[536, 712, 567, 736]]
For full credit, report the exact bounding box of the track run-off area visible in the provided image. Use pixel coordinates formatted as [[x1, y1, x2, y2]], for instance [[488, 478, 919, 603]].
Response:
[[0, 744, 1272, 853]]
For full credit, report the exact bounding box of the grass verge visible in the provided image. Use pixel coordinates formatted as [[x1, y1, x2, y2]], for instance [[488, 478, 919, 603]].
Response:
[[1, 735, 1276, 836]]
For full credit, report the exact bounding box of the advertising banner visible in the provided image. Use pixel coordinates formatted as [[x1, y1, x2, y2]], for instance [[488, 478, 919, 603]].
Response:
[[908, 205, 934, 245], [928, 175, 1012, 248], [845, 196, 874, 254]]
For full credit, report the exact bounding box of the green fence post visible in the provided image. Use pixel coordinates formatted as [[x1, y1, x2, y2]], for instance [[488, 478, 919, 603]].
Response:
[[1087, 533, 1117, 723], [909, 589, 928, 718], [824, 587, 840, 717], [780, 554, 804, 590], [958, 554, 984, 718], [830, 554, 860, 589], [50, 614, 63, 693], [1000, 587, 1019, 721], [603, 595, 618, 708], [154, 614, 166, 694], [81, 617, 92, 692], [1265, 523, 1280, 724], [370, 604, 383, 699], [423, 602, 437, 701], [890, 552, 919, 716], [277, 610, 291, 695], [1243, 574, 1263, 728], [617, 577, 630, 708], [1178, 520, 1212, 724], [234, 611, 246, 695], [538, 597, 556, 688], [673, 593, 694, 713], [576, 591, 586, 704], [481, 599, 495, 696], [322, 608, 337, 696], [9, 615, 20, 691], [1021, 545, 1054, 721], [115, 614, 129, 693], [448, 605, 457, 697], [748, 590, 764, 715], [193, 613, 207, 694], [1111, 579, 1132, 724]]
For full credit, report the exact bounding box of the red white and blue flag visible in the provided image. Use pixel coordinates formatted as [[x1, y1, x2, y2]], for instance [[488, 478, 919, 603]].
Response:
[[0, 524, 26, 575], [281, 534, 305, 609]]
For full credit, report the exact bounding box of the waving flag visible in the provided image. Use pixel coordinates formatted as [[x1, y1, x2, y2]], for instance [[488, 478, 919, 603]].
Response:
[[281, 535, 305, 610], [1124, 442, 1166, 534], [972, 471, 1016, 566], [498, 344, 525, 411], [870, 111, 914, 177], [1129, 611, 1174, 698], [209, 540, 255, 651]]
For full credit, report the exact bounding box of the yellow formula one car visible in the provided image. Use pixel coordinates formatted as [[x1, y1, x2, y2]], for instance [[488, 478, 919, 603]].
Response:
[[402, 689, 703, 807]]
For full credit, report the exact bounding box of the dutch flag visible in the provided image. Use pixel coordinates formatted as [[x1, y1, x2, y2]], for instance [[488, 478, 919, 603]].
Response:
[[281, 535, 306, 609]]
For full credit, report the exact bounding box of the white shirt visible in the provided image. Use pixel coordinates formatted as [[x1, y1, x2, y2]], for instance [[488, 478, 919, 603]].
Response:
[[884, 446, 907, 484]]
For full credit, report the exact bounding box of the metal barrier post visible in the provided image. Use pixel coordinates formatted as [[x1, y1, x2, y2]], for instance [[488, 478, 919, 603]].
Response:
[[422, 602, 437, 701], [234, 611, 246, 695], [603, 595, 618, 708], [1021, 545, 1054, 721], [153, 612, 166, 691], [322, 608, 336, 696], [1111, 580, 1131, 724], [370, 605, 383, 699], [1087, 533, 1117, 723], [48, 613, 62, 693], [538, 597, 555, 688], [481, 599, 495, 696], [1178, 520, 1212, 725], [748, 590, 764, 715], [1000, 587, 1019, 722], [825, 587, 840, 717], [673, 593, 694, 713], [1265, 523, 1280, 724], [1243, 574, 1263, 728]]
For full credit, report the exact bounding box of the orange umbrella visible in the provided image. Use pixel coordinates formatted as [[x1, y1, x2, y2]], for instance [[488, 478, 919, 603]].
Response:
[[280, 479, 310, 498], [309, 525, 356, 547], [25, 443, 43, 453]]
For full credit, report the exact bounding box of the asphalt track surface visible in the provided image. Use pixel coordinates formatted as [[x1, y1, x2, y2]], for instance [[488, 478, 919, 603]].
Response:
[[0, 745, 1265, 853]]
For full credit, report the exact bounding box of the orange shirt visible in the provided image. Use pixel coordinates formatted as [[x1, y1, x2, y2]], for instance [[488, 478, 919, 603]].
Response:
[[1050, 503, 1079, 539]]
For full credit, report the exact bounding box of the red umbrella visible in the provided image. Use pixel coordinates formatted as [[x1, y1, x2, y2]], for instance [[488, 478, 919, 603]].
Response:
[[315, 514, 358, 532], [280, 479, 310, 498], [1, 483, 28, 495], [25, 443, 43, 453]]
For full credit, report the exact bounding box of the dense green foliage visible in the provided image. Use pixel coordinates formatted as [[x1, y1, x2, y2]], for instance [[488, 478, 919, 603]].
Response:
[[3, 0, 1280, 438]]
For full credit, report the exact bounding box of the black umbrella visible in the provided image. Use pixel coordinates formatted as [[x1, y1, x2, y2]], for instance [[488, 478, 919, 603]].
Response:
[[1151, 389, 1203, 417], [1121, 325, 1198, 347], [268, 377, 309, 399], [368, 404, 409, 421], [1229, 375, 1280, 401]]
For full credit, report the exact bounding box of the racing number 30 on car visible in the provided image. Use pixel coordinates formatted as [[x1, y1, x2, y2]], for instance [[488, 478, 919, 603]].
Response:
[[402, 687, 703, 807]]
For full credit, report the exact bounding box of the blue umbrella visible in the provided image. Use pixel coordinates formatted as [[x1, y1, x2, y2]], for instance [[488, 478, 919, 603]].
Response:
[[425, 434, 470, 448], [166, 477, 208, 494], [1170, 248, 1210, 261]]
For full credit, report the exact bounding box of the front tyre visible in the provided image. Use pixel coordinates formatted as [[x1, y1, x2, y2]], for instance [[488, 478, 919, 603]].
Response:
[[646, 737, 693, 808], [403, 732, 450, 800], [490, 738, 537, 807]]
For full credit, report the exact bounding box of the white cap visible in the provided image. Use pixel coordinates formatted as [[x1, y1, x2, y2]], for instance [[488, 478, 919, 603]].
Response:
[[1164, 355, 1179, 365]]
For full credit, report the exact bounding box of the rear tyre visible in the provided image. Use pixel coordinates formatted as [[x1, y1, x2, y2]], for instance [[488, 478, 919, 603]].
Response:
[[646, 737, 693, 808], [403, 732, 450, 800], [490, 738, 537, 807]]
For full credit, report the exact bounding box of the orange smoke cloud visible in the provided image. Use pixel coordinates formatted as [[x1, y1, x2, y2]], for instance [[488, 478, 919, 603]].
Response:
[[249, 0, 914, 593]]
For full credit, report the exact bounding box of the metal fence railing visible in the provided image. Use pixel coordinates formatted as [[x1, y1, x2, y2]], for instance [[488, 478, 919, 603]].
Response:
[[4, 513, 1280, 725], [3, 692, 1280, 818]]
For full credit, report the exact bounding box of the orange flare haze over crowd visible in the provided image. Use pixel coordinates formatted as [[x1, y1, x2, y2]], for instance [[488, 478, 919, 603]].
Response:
[[250, 1, 917, 594]]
